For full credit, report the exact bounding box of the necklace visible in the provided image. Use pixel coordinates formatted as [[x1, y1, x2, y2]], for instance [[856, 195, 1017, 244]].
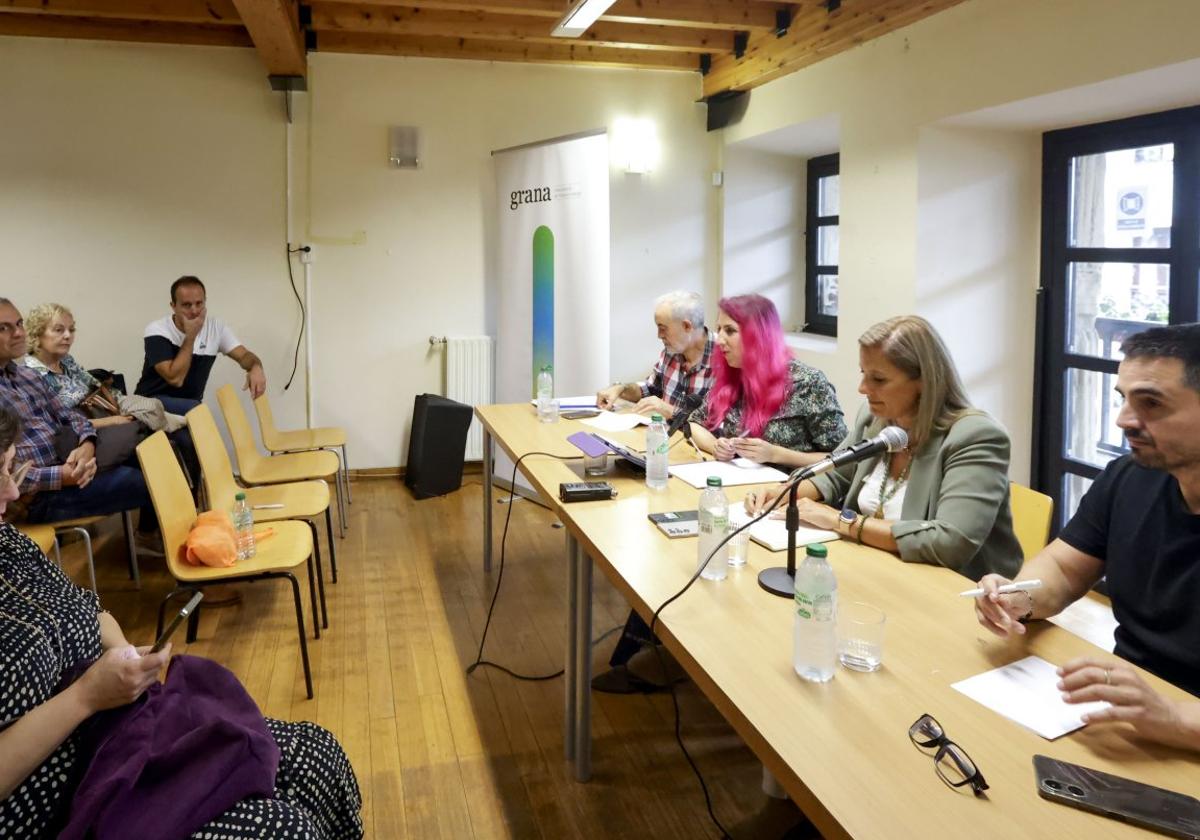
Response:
[[873, 448, 913, 519]]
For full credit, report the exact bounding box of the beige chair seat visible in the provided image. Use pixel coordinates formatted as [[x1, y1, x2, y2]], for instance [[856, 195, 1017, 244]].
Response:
[[169, 520, 313, 582], [263, 426, 345, 452], [244, 481, 331, 522], [17, 524, 57, 555], [241, 449, 341, 485]]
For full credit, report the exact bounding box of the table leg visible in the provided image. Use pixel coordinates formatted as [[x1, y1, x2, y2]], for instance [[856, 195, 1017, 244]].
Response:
[[573, 539, 593, 782], [482, 428, 493, 573], [564, 531, 579, 762]]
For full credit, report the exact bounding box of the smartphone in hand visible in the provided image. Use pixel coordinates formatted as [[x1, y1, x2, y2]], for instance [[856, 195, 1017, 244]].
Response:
[[151, 591, 205, 653]]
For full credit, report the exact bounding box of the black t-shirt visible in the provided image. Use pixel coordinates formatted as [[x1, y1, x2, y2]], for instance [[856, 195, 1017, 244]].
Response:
[[133, 315, 238, 401], [1059, 455, 1200, 697]]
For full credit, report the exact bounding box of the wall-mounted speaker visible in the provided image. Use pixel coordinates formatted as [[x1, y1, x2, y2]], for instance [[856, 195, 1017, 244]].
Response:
[[389, 125, 420, 169]]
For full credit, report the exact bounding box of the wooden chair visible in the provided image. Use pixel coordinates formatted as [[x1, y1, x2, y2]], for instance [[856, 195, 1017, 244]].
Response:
[[36, 512, 139, 593], [136, 430, 319, 699], [17, 523, 56, 556], [217, 385, 346, 538], [1010, 482, 1054, 560], [187, 403, 334, 627], [254, 393, 351, 508]]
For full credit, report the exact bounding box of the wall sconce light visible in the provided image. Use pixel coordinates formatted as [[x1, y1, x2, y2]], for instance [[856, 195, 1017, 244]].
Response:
[[612, 117, 660, 175]]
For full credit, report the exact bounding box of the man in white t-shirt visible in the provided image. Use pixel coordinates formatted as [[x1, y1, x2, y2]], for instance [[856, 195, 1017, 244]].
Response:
[[134, 276, 267, 414]]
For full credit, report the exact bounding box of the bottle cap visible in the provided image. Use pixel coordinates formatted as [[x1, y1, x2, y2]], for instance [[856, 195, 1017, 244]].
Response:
[[651, 413, 663, 422], [706, 476, 722, 487], [235, 492, 246, 501], [805, 543, 828, 558]]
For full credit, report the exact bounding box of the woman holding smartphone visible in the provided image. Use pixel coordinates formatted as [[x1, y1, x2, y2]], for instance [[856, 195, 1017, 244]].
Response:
[[0, 404, 363, 838]]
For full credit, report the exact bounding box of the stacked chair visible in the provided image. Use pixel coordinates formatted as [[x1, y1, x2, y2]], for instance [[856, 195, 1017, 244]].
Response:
[[217, 386, 347, 540], [136, 430, 320, 699]]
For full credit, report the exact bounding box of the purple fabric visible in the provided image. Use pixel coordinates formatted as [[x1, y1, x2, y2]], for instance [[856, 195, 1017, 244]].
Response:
[[59, 655, 280, 840]]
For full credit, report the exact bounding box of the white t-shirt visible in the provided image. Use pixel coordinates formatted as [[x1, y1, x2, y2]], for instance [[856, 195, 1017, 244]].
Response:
[[135, 315, 242, 400]]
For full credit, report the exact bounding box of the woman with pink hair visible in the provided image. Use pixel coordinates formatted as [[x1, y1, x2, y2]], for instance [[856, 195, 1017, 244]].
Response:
[[689, 294, 846, 468]]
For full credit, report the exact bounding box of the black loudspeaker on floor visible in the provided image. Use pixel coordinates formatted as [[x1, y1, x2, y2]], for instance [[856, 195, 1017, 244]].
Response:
[[405, 394, 474, 499]]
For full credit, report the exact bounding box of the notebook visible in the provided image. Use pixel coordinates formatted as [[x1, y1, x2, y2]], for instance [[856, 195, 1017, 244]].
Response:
[[648, 510, 699, 538], [746, 516, 839, 552]]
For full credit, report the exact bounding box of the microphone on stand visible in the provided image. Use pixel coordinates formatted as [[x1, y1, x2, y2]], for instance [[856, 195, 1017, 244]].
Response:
[[758, 426, 908, 598], [666, 394, 705, 460]]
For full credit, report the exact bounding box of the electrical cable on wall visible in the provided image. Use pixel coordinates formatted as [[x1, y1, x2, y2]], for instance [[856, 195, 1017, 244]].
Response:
[[284, 245, 309, 390]]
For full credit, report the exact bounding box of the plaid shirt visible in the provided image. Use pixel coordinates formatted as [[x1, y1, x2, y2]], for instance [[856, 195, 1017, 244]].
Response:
[[639, 331, 715, 410], [0, 361, 96, 493]]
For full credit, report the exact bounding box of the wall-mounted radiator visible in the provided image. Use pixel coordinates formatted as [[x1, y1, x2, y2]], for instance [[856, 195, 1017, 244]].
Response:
[[438, 336, 494, 461]]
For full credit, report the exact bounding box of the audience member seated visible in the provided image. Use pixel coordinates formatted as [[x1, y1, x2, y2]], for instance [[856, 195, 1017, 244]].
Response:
[[689, 294, 847, 468], [0, 405, 364, 837], [23, 302, 184, 434], [0, 298, 158, 547], [134, 275, 267, 415], [595, 290, 714, 419], [747, 315, 1021, 581], [974, 323, 1200, 750]]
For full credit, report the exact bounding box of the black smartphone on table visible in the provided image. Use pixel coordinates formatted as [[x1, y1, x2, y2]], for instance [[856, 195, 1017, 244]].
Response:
[[150, 591, 204, 653], [1034, 754, 1200, 838]]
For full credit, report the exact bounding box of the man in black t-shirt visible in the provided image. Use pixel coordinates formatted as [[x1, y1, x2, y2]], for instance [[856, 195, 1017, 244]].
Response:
[[975, 323, 1200, 752]]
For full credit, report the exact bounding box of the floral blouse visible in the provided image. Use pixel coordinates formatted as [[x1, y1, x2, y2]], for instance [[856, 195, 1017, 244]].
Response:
[[690, 358, 847, 453], [23, 354, 101, 410]]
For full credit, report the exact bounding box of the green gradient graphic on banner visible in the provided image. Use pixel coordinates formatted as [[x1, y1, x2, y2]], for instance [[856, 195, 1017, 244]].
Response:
[[531, 225, 554, 395]]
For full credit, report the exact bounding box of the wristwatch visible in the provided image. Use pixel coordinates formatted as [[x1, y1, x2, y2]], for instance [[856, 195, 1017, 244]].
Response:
[[837, 507, 857, 537]]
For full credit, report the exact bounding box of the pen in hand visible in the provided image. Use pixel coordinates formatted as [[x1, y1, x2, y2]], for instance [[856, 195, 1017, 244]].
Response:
[[958, 579, 1043, 598]]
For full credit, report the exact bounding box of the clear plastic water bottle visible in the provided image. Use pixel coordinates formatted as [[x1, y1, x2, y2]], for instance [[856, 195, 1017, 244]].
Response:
[[536, 365, 557, 423], [233, 492, 256, 560], [697, 476, 729, 581], [645, 413, 669, 490], [794, 543, 837, 682]]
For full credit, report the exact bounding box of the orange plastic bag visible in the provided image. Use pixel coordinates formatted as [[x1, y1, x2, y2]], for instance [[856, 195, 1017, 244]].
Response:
[[185, 510, 238, 568]]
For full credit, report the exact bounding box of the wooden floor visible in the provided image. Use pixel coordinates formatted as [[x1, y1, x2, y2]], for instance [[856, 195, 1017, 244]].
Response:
[[67, 477, 814, 839]]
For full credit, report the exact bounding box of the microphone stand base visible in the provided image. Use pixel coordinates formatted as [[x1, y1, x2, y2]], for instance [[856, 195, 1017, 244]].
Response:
[[758, 566, 794, 598]]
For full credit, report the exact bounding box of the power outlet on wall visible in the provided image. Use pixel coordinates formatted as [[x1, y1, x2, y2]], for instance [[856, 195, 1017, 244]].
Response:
[[299, 244, 315, 264]]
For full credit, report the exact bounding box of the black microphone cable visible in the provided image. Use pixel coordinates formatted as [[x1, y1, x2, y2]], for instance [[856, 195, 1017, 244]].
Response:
[[283, 245, 309, 391], [644, 476, 799, 840], [467, 449, 620, 681]]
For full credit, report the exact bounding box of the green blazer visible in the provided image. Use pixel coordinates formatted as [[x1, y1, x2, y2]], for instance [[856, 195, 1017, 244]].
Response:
[[810, 403, 1022, 581]]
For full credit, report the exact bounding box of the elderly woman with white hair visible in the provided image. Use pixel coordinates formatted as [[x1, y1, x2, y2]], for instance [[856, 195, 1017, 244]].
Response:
[[595, 289, 715, 419]]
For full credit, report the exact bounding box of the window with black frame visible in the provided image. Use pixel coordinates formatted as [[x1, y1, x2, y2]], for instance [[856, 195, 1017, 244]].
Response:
[[804, 153, 840, 336], [1035, 105, 1200, 529]]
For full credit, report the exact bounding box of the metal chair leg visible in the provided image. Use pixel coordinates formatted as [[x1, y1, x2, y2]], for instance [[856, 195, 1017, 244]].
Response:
[[283, 572, 314, 699], [305, 554, 321, 640], [58, 526, 97, 593], [52, 538, 62, 568], [122, 511, 140, 589], [335, 471, 347, 539], [186, 603, 201, 643], [307, 520, 328, 628], [325, 507, 338, 583], [342, 443, 352, 505]]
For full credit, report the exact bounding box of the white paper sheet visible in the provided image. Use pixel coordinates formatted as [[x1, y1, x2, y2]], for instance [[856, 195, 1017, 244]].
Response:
[[528, 395, 597, 409], [1047, 596, 1118, 654], [951, 655, 1108, 740], [668, 461, 788, 489], [579, 411, 649, 432], [745, 517, 839, 552]]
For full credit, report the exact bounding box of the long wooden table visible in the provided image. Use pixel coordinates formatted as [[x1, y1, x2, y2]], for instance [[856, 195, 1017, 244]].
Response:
[[476, 403, 1200, 839]]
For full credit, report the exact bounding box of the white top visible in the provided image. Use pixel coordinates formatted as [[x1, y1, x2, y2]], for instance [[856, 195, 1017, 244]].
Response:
[[856, 458, 908, 520], [143, 315, 241, 358]]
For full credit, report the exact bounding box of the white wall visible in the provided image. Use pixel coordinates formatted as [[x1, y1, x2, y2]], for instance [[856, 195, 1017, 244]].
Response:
[[721, 146, 806, 331], [0, 39, 717, 468], [720, 0, 1200, 475], [0, 38, 308, 439], [304, 53, 716, 467]]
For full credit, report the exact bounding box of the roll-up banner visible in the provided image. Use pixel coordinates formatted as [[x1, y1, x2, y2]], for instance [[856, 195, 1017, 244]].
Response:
[[491, 130, 611, 494]]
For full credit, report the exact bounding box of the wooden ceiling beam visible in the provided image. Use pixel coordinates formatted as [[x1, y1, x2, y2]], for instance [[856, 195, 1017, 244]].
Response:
[[0, 12, 251, 45], [702, 0, 964, 96], [317, 29, 699, 68], [230, 0, 306, 77], [317, 0, 784, 31], [310, 3, 731, 53], [0, 0, 241, 24]]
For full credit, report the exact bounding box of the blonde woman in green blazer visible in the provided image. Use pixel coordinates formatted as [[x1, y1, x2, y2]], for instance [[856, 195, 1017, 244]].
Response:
[[746, 315, 1021, 581]]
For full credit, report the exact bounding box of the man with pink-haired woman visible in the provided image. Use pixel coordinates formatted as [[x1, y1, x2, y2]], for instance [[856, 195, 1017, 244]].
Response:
[[689, 294, 847, 469]]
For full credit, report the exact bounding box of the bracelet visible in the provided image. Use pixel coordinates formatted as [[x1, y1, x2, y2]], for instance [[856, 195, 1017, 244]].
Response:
[[853, 514, 867, 545]]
